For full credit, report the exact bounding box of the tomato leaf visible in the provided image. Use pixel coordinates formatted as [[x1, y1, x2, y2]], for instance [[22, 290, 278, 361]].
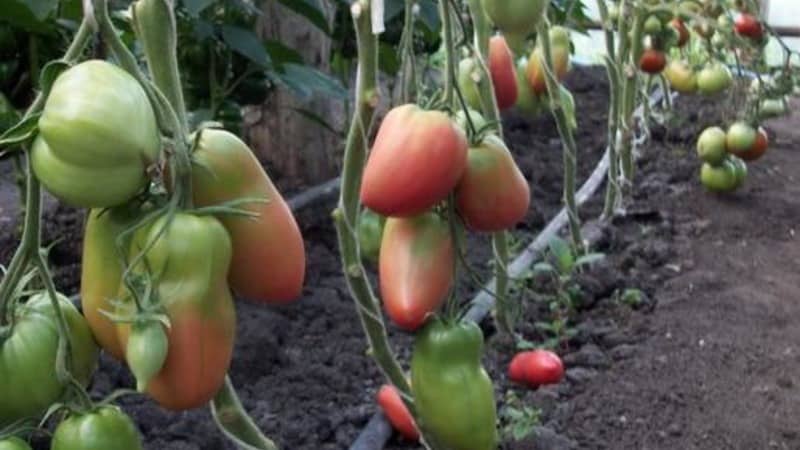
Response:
[[277, 0, 330, 35], [574, 252, 604, 268], [264, 39, 304, 67], [0, 113, 40, 153], [182, 0, 215, 17], [289, 107, 343, 136], [211, 376, 279, 450], [547, 237, 574, 274], [274, 63, 346, 100], [39, 60, 70, 96], [221, 25, 273, 68]]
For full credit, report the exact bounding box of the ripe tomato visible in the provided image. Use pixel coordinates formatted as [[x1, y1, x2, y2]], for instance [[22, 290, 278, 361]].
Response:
[[526, 44, 569, 94], [697, 64, 732, 95], [488, 35, 518, 110], [670, 18, 690, 47], [483, 0, 548, 37], [117, 213, 235, 410], [0, 437, 31, 450], [190, 128, 305, 304], [81, 205, 144, 360], [726, 122, 757, 155], [696, 126, 728, 165], [456, 135, 529, 231], [361, 105, 468, 217], [376, 385, 419, 441], [457, 57, 483, 111], [738, 127, 768, 161], [664, 60, 697, 93], [508, 350, 564, 387], [700, 161, 737, 192], [32, 60, 160, 208], [51, 406, 142, 450], [734, 13, 763, 39], [379, 213, 453, 331], [0, 293, 98, 425], [639, 49, 667, 74]]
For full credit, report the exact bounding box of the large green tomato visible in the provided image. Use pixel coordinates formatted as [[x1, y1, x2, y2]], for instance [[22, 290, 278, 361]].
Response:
[[0, 437, 32, 450], [0, 293, 99, 426], [664, 60, 697, 93], [696, 126, 727, 165], [700, 161, 737, 192], [726, 122, 757, 154], [411, 319, 497, 450], [51, 406, 142, 450], [32, 60, 160, 208], [483, 0, 548, 37], [697, 64, 733, 95]]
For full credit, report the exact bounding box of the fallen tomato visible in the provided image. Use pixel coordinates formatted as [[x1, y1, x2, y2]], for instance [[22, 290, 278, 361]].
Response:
[[508, 349, 564, 387], [456, 134, 529, 231], [361, 105, 468, 217], [376, 385, 419, 441], [379, 213, 454, 331]]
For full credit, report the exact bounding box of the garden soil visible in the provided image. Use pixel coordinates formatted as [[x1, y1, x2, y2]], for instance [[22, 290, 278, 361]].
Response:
[[1, 67, 798, 450]]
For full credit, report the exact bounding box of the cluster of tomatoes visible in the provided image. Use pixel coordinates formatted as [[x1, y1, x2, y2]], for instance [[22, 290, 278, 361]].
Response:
[[696, 122, 768, 192], [2, 57, 305, 447]]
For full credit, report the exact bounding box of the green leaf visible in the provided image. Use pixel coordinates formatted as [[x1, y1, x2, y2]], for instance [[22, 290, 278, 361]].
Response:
[[264, 39, 304, 66], [39, 60, 69, 96], [0, 0, 59, 33], [211, 376, 279, 450], [288, 107, 342, 135], [559, 85, 577, 130], [15, 0, 58, 21], [277, 0, 330, 34], [574, 252, 605, 267], [221, 25, 272, 68], [548, 237, 574, 274], [383, 0, 405, 22], [182, 0, 215, 17], [275, 63, 346, 100], [417, 0, 440, 32], [378, 42, 400, 75], [0, 113, 40, 153]]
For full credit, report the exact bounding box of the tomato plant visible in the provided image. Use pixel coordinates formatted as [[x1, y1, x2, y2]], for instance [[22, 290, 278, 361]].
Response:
[[51, 406, 142, 450], [376, 384, 419, 441]]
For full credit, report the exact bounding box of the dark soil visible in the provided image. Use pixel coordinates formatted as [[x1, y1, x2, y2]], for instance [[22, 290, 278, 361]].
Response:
[[2, 67, 799, 450]]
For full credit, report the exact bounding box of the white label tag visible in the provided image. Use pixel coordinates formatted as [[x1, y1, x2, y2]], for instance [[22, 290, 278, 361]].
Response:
[[371, 0, 385, 35]]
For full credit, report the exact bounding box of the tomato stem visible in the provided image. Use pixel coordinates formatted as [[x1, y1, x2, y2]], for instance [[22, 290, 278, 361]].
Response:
[[596, 0, 622, 219], [439, 0, 456, 107], [398, 0, 417, 103], [619, 9, 646, 190]]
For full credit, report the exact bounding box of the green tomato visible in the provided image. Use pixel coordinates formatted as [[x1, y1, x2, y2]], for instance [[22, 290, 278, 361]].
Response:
[[726, 122, 757, 154], [411, 319, 497, 450], [548, 26, 571, 49], [700, 161, 737, 192], [759, 98, 788, 119], [126, 321, 168, 393], [664, 60, 697, 94], [644, 15, 663, 34], [483, 0, 548, 37], [0, 437, 32, 450], [697, 126, 727, 165], [729, 156, 747, 188], [51, 406, 142, 450], [32, 60, 160, 208], [697, 64, 732, 95], [454, 108, 490, 134], [514, 58, 545, 118], [0, 293, 99, 426], [357, 208, 386, 264], [457, 58, 483, 111]]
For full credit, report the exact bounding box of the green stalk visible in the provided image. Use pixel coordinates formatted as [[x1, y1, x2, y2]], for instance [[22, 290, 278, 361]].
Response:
[[0, 19, 92, 327], [597, 0, 621, 219], [618, 7, 645, 192], [464, 0, 512, 335], [537, 21, 583, 252], [332, 0, 414, 411], [398, 0, 417, 103], [439, 0, 456, 106]]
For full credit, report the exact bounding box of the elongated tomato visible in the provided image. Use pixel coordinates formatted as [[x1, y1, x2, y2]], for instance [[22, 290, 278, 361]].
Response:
[[456, 135, 529, 231], [376, 385, 419, 441], [191, 129, 305, 303], [488, 35, 518, 110], [379, 213, 454, 330], [361, 105, 468, 217]]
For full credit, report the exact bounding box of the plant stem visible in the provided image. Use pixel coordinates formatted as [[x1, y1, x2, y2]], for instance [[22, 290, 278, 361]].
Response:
[[596, 0, 621, 219], [618, 5, 645, 194], [333, 0, 414, 413], [537, 21, 583, 253], [398, 0, 417, 103], [0, 18, 92, 327], [439, 0, 456, 106]]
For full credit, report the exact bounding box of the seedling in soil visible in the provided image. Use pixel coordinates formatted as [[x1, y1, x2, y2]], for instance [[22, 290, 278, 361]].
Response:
[[500, 390, 542, 442]]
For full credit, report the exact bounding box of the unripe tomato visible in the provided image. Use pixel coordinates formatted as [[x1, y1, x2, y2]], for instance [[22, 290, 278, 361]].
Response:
[[454, 108, 490, 133], [117, 213, 236, 410], [488, 35, 518, 110], [379, 213, 453, 331], [664, 60, 697, 93], [734, 13, 763, 39], [32, 60, 160, 208], [729, 156, 747, 188], [456, 135, 529, 231], [51, 406, 142, 450], [639, 49, 667, 74], [508, 350, 564, 387], [700, 161, 737, 192], [126, 321, 169, 393], [358, 208, 386, 264], [376, 385, 419, 441], [759, 98, 788, 119], [526, 45, 570, 94], [670, 18, 690, 47], [738, 127, 768, 161], [190, 129, 305, 304], [515, 58, 546, 117], [0, 437, 31, 450], [361, 105, 468, 217], [0, 293, 98, 425], [644, 16, 663, 35], [483, 0, 548, 37], [457, 57, 483, 111], [697, 64, 732, 95], [726, 122, 757, 155], [696, 126, 727, 165]]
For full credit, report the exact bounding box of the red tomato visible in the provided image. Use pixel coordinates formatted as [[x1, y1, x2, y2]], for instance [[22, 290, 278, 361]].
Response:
[[508, 350, 564, 387], [639, 49, 667, 74], [670, 18, 690, 47], [379, 213, 453, 330], [734, 13, 763, 39], [739, 127, 768, 161], [376, 385, 420, 441], [488, 35, 518, 110], [361, 105, 468, 217], [456, 135, 529, 231], [526, 45, 569, 94]]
